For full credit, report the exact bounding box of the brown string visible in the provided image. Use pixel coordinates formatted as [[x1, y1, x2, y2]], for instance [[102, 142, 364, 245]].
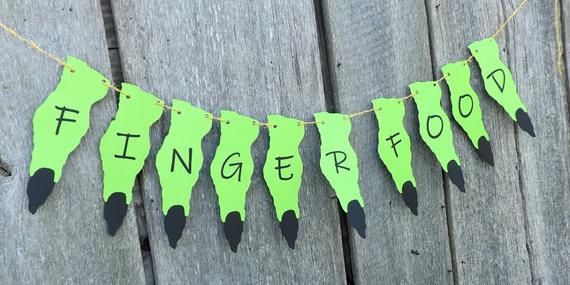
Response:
[[345, 107, 379, 120], [206, 114, 230, 124], [254, 121, 277, 128], [0, 21, 75, 72], [0, 0, 532, 126], [491, 0, 530, 39], [298, 120, 323, 126], [554, 0, 565, 77]]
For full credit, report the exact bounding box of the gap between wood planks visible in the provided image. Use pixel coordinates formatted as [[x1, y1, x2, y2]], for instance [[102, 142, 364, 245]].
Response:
[[516, 0, 570, 283], [499, 0, 536, 282], [313, 0, 355, 283], [99, 0, 156, 284], [423, 1, 459, 284]]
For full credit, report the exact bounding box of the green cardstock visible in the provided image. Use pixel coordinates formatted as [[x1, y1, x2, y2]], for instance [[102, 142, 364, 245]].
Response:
[[27, 56, 108, 213], [315, 112, 366, 237], [99, 83, 163, 235], [371, 98, 416, 192], [100, 83, 164, 204], [469, 38, 535, 137], [372, 98, 418, 215], [263, 115, 305, 221], [156, 100, 212, 216], [442, 61, 494, 165], [410, 81, 465, 192], [210, 111, 260, 222], [155, 100, 212, 248], [314, 112, 363, 211], [29, 56, 108, 182]]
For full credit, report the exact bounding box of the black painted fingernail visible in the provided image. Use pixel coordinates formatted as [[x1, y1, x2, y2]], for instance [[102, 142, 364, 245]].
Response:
[[447, 160, 465, 193], [476, 137, 494, 166], [164, 205, 186, 249], [515, 109, 535, 137], [280, 210, 298, 249], [346, 200, 366, 238], [402, 181, 418, 216], [223, 211, 243, 253], [104, 192, 128, 236], [27, 168, 56, 214]]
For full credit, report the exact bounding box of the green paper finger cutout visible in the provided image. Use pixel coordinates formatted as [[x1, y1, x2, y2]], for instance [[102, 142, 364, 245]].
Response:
[[315, 112, 366, 238], [155, 100, 212, 248], [410, 81, 465, 192], [442, 61, 494, 165], [371, 98, 418, 215], [263, 115, 304, 249], [210, 111, 259, 252], [469, 38, 535, 137], [27, 56, 109, 214], [99, 83, 164, 235]]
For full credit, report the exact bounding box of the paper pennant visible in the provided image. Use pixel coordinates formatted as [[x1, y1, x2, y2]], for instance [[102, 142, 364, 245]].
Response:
[[210, 111, 259, 252], [372, 98, 418, 215], [263, 115, 304, 249], [469, 38, 535, 137], [99, 84, 164, 235], [410, 81, 465, 192], [314, 112, 366, 238], [27, 56, 108, 214], [442, 61, 493, 165], [155, 100, 212, 248]]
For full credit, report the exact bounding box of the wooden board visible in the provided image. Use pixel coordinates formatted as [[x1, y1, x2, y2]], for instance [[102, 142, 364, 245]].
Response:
[[0, 1, 145, 284], [514, 0, 570, 283], [110, 0, 347, 284], [426, 1, 532, 284], [320, 1, 453, 284]]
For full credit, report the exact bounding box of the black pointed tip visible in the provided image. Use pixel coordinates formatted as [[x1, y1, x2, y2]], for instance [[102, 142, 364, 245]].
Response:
[[402, 181, 418, 216], [280, 210, 299, 249], [447, 161, 466, 193], [164, 206, 187, 249], [476, 137, 495, 166], [223, 212, 243, 253], [515, 109, 536, 137], [26, 168, 56, 214], [346, 200, 366, 238], [104, 193, 128, 236]]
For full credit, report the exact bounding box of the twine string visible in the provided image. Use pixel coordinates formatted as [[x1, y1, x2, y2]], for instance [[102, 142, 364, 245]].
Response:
[[492, 0, 530, 39], [0, 21, 75, 72], [0, 0, 532, 126], [554, 0, 564, 77]]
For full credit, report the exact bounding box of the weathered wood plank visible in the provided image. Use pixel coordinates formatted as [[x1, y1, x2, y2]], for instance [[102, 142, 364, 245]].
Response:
[[426, 1, 533, 284], [513, 0, 570, 283], [320, 0, 453, 284], [110, 0, 346, 284], [0, 1, 145, 284]]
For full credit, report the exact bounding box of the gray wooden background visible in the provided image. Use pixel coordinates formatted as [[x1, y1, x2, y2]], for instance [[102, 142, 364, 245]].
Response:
[[0, 0, 568, 284]]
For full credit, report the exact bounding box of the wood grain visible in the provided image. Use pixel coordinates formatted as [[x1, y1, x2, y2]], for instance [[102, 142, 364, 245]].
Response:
[[514, 0, 570, 283], [0, 1, 145, 284], [426, 1, 533, 284], [320, 0, 453, 284], [110, 0, 347, 284]]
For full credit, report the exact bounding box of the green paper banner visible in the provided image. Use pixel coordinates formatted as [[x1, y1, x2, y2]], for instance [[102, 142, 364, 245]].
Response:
[[410, 81, 465, 192], [442, 61, 494, 165], [371, 98, 418, 215], [314, 112, 366, 238], [99, 83, 164, 235], [210, 110, 259, 252], [263, 115, 304, 248], [27, 56, 108, 213], [469, 38, 535, 137], [155, 100, 212, 248]]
